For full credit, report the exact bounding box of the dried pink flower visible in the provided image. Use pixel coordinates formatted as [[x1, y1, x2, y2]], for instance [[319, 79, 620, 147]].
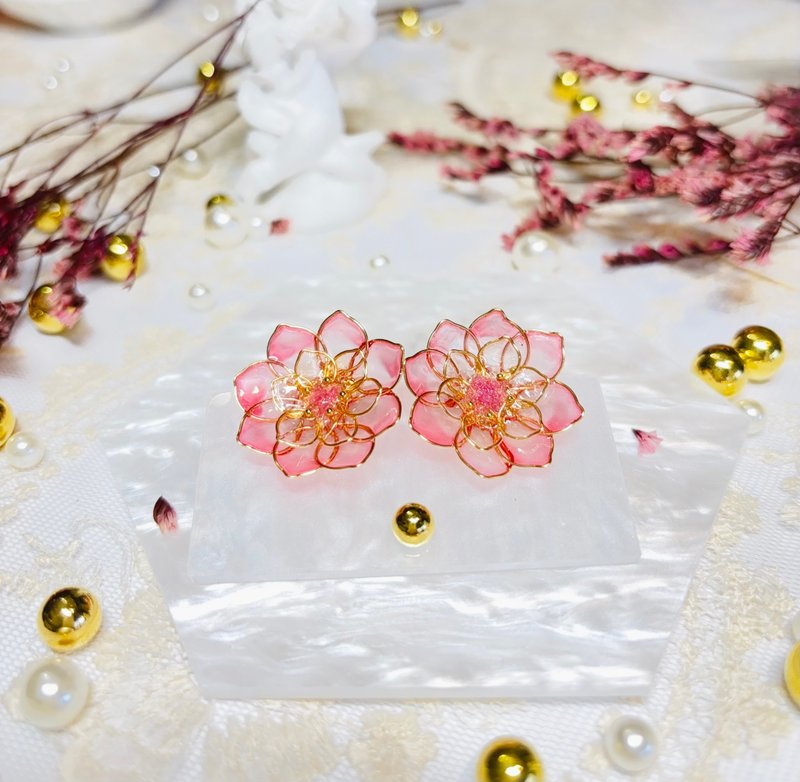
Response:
[[153, 496, 178, 534], [633, 428, 663, 455]]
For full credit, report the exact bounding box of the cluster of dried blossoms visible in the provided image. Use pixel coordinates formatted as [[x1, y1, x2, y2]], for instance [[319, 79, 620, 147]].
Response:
[[0, 11, 252, 348], [389, 51, 800, 269]]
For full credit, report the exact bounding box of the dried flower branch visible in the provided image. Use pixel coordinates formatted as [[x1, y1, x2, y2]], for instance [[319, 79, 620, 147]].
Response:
[[389, 51, 800, 270]]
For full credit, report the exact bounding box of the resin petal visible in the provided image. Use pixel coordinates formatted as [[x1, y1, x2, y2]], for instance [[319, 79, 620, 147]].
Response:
[[537, 381, 584, 432]]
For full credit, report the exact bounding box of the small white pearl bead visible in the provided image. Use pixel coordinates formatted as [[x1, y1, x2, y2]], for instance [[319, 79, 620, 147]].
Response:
[[56, 58, 71, 73], [369, 254, 390, 269], [6, 432, 45, 470], [735, 398, 765, 435], [202, 3, 220, 22], [17, 657, 90, 730], [204, 203, 247, 249], [176, 148, 209, 179], [511, 231, 558, 272], [603, 715, 659, 774], [187, 283, 214, 311], [43, 75, 59, 91], [146, 164, 161, 179]]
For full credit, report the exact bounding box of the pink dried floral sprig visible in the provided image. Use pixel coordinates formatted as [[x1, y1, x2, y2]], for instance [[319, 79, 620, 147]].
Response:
[[632, 428, 663, 456], [0, 7, 255, 349], [404, 310, 583, 478], [389, 51, 800, 269], [153, 496, 178, 534], [234, 311, 404, 477]]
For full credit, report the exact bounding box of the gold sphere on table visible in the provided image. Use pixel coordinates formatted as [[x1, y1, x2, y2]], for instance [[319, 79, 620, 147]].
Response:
[[785, 642, 800, 709], [0, 397, 16, 448], [693, 344, 747, 397], [732, 325, 784, 382], [570, 94, 601, 117], [100, 234, 145, 282], [197, 60, 224, 94], [38, 587, 102, 653], [34, 198, 70, 234], [28, 284, 68, 335], [396, 7, 421, 37], [393, 503, 434, 546], [631, 89, 654, 109], [476, 737, 544, 782], [551, 70, 581, 102]]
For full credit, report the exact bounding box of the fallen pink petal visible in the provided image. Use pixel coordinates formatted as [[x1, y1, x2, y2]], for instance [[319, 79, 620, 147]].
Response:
[[153, 496, 178, 534], [633, 428, 663, 456]]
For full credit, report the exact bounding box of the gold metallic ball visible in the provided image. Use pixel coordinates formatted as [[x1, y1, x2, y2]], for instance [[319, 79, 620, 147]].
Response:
[[28, 284, 67, 334], [393, 503, 434, 546], [631, 89, 654, 109], [785, 642, 800, 709], [100, 234, 145, 282], [38, 587, 102, 653], [0, 397, 16, 448], [197, 60, 224, 94], [34, 199, 70, 234], [396, 7, 421, 37], [732, 325, 784, 382], [570, 94, 601, 117], [206, 193, 235, 211], [551, 70, 581, 103], [476, 737, 544, 782], [693, 344, 747, 397]]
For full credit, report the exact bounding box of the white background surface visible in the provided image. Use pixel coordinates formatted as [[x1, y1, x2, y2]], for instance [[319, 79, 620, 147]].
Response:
[[1, 0, 799, 779]]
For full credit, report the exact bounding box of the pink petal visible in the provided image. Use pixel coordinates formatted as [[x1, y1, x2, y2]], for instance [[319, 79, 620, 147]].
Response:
[[501, 433, 553, 467], [318, 310, 367, 356], [238, 415, 278, 453], [276, 412, 318, 447], [267, 324, 320, 365], [358, 391, 401, 436], [526, 330, 564, 378], [335, 347, 367, 381], [538, 381, 584, 432], [405, 350, 447, 396], [294, 349, 335, 381], [428, 319, 479, 355], [633, 428, 662, 456], [317, 438, 375, 470], [410, 393, 462, 446], [152, 496, 178, 534], [247, 398, 283, 421], [366, 339, 404, 388], [455, 430, 511, 477], [470, 309, 528, 360], [273, 443, 321, 476], [234, 361, 284, 410]]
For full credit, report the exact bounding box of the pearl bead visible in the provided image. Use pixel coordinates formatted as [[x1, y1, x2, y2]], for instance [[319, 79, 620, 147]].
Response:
[[146, 164, 161, 179], [369, 254, 390, 269], [187, 283, 214, 311], [512, 231, 558, 272], [204, 195, 247, 248], [5, 432, 45, 470], [735, 398, 765, 435], [202, 3, 220, 22], [55, 58, 71, 73], [176, 148, 209, 179], [603, 715, 659, 774], [43, 75, 59, 91], [16, 657, 90, 730]]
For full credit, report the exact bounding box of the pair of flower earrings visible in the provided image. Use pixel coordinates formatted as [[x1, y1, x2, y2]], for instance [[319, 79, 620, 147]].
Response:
[[233, 310, 583, 479]]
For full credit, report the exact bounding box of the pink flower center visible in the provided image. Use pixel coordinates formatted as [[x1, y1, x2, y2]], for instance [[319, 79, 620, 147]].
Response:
[[465, 374, 508, 414], [307, 381, 343, 418]]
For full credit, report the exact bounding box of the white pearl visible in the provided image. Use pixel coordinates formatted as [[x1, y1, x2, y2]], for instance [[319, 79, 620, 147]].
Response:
[[187, 283, 214, 311], [790, 612, 800, 643], [43, 75, 59, 91], [176, 148, 209, 179], [204, 202, 247, 249], [146, 164, 161, 179], [735, 398, 765, 435], [202, 3, 220, 22], [6, 432, 45, 470], [511, 231, 558, 272], [603, 715, 659, 774], [369, 254, 390, 269], [17, 657, 90, 730]]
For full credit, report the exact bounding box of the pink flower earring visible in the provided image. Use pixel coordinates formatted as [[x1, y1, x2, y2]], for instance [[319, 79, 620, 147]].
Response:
[[404, 309, 583, 478], [234, 311, 404, 477]]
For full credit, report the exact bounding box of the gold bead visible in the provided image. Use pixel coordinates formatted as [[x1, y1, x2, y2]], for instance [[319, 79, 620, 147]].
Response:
[[28, 284, 67, 334], [396, 7, 421, 37], [34, 198, 70, 234], [476, 737, 545, 782], [551, 70, 581, 102], [393, 503, 434, 546], [0, 397, 16, 448], [570, 94, 601, 117], [38, 587, 102, 653], [206, 193, 234, 210], [693, 344, 747, 397], [786, 642, 800, 708], [100, 234, 145, 282], [631, 89, 654, 109], [732, 325, 784, 382], [197, 60, 224, 94]]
